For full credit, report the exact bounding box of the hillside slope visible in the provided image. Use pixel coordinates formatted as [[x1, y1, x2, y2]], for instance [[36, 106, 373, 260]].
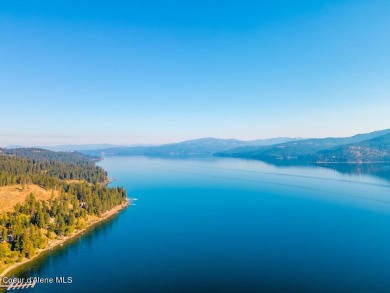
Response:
[[312, 133, 390, 163], [216, 129, 390, 162]]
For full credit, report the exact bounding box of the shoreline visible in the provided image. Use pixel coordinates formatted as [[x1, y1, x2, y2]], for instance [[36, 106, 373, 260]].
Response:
[[0, 198, 130, 279]]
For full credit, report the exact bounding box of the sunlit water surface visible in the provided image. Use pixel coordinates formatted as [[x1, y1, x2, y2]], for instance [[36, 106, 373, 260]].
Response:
[[9, 156, 390, 293]]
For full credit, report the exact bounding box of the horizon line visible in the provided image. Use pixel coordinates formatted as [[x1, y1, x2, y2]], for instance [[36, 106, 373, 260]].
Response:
[[1, 128, 389, 148]]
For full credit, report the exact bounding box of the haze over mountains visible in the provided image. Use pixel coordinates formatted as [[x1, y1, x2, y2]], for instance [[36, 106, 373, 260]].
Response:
[[80, 137, 303, 157], [4, 144, 147, 152], [79, 129, 390, 163]]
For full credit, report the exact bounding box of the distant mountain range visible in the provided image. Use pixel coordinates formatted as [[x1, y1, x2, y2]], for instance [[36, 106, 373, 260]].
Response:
[[6, 129, 389, 164], [216, 129, 390, 163], [80, 137, 303, 157], [4, 144, 149, 152]]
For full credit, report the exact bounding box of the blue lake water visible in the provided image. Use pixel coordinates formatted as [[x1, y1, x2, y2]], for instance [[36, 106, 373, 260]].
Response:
[[9, 156, 390, 292]]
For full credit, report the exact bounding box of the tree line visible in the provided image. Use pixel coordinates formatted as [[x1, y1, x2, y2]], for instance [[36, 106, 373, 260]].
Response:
[[0, 149, 107, 186]]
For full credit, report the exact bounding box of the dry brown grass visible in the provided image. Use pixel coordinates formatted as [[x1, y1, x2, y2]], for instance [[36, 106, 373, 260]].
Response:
[[0, 184, 58, 213]]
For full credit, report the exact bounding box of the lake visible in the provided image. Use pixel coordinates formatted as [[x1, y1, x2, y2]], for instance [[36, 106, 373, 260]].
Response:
[[9, 156, 390, 292]]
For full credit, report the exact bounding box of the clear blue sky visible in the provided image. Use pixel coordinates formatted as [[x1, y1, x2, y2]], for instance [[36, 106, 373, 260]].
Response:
[[1, 0, 389, 146]]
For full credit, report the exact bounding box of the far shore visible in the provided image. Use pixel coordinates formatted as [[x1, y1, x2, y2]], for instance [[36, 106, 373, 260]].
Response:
[[0, 199, 130, 279]]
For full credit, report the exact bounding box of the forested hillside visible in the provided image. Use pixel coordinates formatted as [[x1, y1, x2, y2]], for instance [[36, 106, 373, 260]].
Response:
[[0, 149, 127, 267], [312, 133, 390, 163], [0, 149, 107, 186], [0, 148, 100, 164]]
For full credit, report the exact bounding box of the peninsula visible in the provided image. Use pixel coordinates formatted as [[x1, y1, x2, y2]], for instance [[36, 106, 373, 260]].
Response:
[[0, 148, 129, 277]]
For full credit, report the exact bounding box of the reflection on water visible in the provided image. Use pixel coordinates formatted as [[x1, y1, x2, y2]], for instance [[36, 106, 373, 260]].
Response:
[[318, 163, 390, 182], [257, 159, 390, 183], [2, 210, 122, 292], [5, 156, 390, 293]]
